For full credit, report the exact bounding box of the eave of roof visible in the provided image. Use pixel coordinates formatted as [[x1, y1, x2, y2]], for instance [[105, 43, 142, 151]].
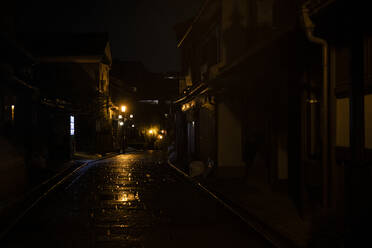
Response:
[[173, 83, 207, 104]]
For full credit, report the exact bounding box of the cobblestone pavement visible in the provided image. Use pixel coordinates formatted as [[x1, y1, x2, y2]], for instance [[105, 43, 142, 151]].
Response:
[[1, 151, 274, 248]]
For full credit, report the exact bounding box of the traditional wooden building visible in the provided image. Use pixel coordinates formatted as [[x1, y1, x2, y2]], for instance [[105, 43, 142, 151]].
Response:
[[20, 33, 115, 155], [173, 0, 361, 234], [174, 0, 301, 188], [0, 33, 39, 163], [303, 0, 372, 242]]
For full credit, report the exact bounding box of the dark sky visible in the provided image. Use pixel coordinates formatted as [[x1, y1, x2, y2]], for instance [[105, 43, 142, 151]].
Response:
[[14, 0, 202, 73]]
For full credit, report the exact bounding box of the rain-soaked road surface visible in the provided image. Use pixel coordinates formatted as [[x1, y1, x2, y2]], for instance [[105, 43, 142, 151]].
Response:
[[1, 151, 273, 248]]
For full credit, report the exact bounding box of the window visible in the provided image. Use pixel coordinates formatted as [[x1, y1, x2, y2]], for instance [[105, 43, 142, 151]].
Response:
[[70, 116, 75, 136]]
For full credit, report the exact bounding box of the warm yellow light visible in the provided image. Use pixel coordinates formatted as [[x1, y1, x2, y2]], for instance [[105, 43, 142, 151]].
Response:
[[158, 135, 163, 140], [119, 121, 124, 126], [149, 129, 153, 134], [121, 105, 127, 112], [131, 124, 135, 128], [118, 114, 123, 119], [119, 193, 128, 202], [161, 130, 165, 134], [11, 105, 15, 121], [118, 192, 138, 202], [308, 99, 319, 104]]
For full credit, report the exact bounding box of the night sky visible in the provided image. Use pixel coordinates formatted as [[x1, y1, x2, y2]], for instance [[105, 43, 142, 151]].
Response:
[[14, 0, 202, 73]]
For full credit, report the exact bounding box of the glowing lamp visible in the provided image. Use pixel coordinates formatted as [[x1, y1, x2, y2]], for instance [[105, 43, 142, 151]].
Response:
[[121, 105, 127, 112]]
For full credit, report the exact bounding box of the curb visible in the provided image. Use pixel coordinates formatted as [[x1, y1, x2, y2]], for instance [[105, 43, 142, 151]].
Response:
[[167, 160, 298, 248], [0, 153, 119, 241]]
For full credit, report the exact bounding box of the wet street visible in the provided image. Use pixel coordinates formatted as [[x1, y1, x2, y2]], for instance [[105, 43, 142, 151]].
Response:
[[1, 151, 273, 248]]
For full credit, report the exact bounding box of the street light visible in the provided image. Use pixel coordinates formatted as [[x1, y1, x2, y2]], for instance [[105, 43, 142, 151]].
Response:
[[119, 105, 128, 153], [129, 114, 133, 119], [121, 105, 127, 113]]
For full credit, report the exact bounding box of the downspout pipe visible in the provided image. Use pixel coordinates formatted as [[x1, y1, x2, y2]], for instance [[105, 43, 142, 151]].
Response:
[[302, 5, 329, 209]]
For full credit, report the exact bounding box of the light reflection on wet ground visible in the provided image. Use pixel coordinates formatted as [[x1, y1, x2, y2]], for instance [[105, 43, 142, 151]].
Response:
[[1, 151, 273, 248]]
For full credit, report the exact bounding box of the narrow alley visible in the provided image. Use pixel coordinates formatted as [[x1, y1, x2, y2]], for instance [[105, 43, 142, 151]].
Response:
[[1, 151, 273, 248]]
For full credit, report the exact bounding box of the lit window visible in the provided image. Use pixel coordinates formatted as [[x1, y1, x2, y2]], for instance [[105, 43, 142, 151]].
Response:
[[11, 105, 15, 121], [70, 116, 75, 135]]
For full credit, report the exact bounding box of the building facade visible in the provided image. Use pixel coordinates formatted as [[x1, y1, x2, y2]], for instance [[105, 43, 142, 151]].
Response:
[[174, 0, 301, 186], [0, 32, 39, 199], [303, 0, 372, 242], [22, 33, 116, 155], [173, 0, 369, 236]]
